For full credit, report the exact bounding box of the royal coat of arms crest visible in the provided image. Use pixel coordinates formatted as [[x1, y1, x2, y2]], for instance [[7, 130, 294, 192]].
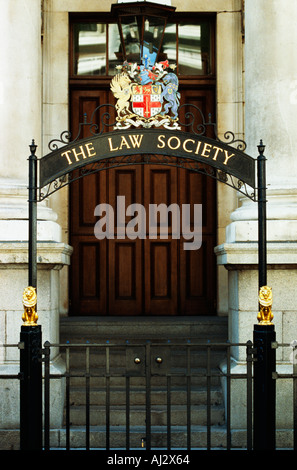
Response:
[[110, 60, 181, 129]]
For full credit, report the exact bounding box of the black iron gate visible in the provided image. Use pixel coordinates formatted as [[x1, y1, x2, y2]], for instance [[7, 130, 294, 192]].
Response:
[[44, 339, 256, 451], [13, 335, 297, 451]]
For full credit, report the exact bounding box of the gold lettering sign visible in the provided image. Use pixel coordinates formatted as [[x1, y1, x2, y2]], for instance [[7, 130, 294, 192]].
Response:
[[60, 134, 236, 167], [39, 129, 255, 190], [108, 134, 144, 152], [61, 142, 96, 165]]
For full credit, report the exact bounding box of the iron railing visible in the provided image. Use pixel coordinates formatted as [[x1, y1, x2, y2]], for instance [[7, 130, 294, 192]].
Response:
[[1, 339, 297, 450], [42, 340, 253, 451]]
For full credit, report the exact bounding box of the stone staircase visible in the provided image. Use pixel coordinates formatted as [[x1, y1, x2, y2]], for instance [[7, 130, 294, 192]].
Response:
[[57, 316, 232, 449]]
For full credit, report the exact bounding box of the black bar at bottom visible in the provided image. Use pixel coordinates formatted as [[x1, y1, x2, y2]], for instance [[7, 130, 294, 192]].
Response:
[[20, 325, 42, 450], [253, 324, 276, 450]]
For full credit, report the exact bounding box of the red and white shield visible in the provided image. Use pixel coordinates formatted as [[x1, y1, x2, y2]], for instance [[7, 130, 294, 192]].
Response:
[[131, 84, 162, 119]]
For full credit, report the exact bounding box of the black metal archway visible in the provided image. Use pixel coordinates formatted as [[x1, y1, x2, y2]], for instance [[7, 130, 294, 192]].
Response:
[[28, 103, 266, 294]]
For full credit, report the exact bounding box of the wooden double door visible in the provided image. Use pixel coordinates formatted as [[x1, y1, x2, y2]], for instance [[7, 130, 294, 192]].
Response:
[[69, 87, 217, 316]]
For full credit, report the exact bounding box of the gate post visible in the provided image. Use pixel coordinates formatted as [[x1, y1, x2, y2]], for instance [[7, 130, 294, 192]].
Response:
[[253, 321, 276, 450], [28, 140, 38, 288], [20, 323, 42, 450], [20, 287, 42, 450], [257, 140, 267, 289], [19, 141, 42, 450], [253, 283, 276, 451], [253, 141, 276, 450]]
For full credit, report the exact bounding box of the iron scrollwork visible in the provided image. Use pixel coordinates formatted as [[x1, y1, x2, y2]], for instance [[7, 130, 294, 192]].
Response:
[[177, 104, 247, 151], [47, 104, 117, 152], [39, 103, 255, 202]]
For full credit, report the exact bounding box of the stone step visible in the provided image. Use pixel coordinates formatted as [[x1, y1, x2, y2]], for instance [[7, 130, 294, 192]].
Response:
[[48, 425, 239, 449], [4, 427, 291, 451], [58, 317, 227, 441], [65, 367, 222, 387], [60, 316, 228, 344], [68, 385, 223, 407], [65, 404, 225, 427], [61, 350, 226, 372]]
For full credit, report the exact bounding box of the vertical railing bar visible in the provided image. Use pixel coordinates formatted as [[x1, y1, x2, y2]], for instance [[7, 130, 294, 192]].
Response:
[[186, 345, 191, 451], [27, 338, 286, 453], [167, 374, 171, 451], [85, 346, 90, 451], [106, 346, 110, 451], [246, 341, 253, 450], [146, 342, 151, 451], [43, 341, 50, 451], [206, 344, 211, 450], [126, 375, 130, 450], [65, 347, 70, 451], [226, 345, 231, 450], [28, 140, 37, 290]]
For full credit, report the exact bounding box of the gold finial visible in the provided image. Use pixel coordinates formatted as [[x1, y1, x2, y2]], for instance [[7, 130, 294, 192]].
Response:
[[257, 286, 273, 325], [22, 286, 38, 325]]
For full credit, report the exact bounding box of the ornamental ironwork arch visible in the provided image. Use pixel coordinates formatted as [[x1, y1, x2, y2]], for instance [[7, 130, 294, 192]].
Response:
[[27, 103, 267, 306], [38, 104, 256, 202]]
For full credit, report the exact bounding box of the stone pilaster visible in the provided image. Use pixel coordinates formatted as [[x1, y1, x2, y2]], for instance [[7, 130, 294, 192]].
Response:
[[0, 0, 71, 344], [0, 0, 71, 431], [216, 0, 297, 433]]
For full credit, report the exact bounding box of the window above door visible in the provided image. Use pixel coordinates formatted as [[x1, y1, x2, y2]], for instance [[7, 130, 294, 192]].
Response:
[[70, 13, 215, 78]]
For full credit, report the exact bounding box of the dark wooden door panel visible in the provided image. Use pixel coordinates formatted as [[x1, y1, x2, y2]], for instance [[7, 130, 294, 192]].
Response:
[[109, 239, 143, 315], [179, 237, 216, 315], [145, 240, 178, 316], [71, 172, 107, 236], [108, 165, 143, 315], [70, 237, 107, 315], [109, 166, 142, 236], [70, 89, 115, 138], [144, 165, 178, 237], [69, 87, 216, 316], [179, 169, 216, 232], [178, 88, 215, 137]]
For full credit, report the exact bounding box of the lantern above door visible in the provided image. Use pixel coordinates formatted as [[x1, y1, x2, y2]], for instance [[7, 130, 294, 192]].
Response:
[[111, 0, 176, 66]]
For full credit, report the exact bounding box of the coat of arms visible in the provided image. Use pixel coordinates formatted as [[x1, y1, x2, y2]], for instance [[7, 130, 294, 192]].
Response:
[[111, 60, 181, 130], [131, 84, 162, 118]]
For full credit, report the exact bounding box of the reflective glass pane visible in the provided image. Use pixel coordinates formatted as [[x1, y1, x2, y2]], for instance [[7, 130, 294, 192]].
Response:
[[120, 16, 141, 63], [142, 16, 166, 66], [109, 23, 122, 75], [178, 22, 212, 75], [161, 22, 177, 64], [73, 23, 106, 75]]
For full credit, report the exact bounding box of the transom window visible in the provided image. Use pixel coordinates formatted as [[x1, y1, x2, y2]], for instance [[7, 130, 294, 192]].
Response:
[[70, 15, 215, 77]]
